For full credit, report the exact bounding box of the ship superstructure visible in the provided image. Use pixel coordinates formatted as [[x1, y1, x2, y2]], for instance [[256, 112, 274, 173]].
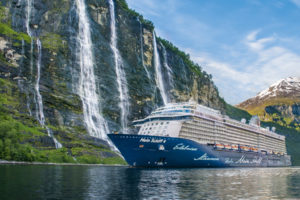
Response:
[[134, 102, 286, 155]]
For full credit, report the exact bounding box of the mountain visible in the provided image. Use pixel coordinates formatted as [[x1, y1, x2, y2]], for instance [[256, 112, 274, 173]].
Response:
[[0, 0, 225, 163], [238, 77, 300, 130]]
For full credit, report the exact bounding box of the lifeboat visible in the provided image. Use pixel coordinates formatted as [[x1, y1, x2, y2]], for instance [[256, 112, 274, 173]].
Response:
[[250, 147, 258, 153], [224, 144, 232, 150], [231, 145, 239, 151], [215, 144, 224, 150], [240, 145, 250, 151]]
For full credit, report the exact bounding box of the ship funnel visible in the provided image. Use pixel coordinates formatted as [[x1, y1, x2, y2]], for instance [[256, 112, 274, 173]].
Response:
[[241, 118, 246, 123], [271, 127, 276, 132]]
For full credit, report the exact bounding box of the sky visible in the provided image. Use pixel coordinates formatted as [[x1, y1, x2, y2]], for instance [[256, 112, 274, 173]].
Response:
[[127, 0, 300, 105]]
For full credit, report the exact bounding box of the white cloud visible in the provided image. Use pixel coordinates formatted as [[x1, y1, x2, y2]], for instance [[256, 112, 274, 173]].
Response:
[[188, 31, 300, 104], [245, 30, 275, 50], [290, 0, 300, 7]]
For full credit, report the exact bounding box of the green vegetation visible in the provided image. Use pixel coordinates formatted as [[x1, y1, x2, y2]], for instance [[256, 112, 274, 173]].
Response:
[[158, 37, 205, 78], [40, 33, 65, 51], [239, 98, 300, 130], [0, 4, 30, 43], [0, 22, 31, 43], [116, 0, 154, 30], [0, 4, 7, 22], [225, 103, 252, 121], [0, 78, 126, 165]]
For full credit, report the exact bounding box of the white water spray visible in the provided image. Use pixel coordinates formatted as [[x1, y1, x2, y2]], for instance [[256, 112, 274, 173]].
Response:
[[25, 0, 33, 37], [138, 20, 150, 79], [153, 32, 168, 105], [35, 39, 62, 149], [75, 0, 109, 139], [161, 43, 174, 89], [108, 0, 130, 133]]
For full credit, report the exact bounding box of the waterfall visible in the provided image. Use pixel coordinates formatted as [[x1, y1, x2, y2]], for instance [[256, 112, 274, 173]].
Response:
[[161, 43, 174, 89], [35, 39, 62, 149], [18, 39, 32, 116], [153, 31, 168, 105], [25, 0, 34, 114], [26, 0, 34, 75], [25, 0, 33, 37], [25, 0, 61, 148], [138, 20, 150, 79], [108, 0, 130, 133], [75, 0, 109, 139]]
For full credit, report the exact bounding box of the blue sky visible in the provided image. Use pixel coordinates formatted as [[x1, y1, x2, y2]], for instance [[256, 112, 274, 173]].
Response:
[[127, 0, 300, 105]]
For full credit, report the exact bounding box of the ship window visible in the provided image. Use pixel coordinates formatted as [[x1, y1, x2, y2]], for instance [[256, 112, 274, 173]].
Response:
[[156, 123, 158, 125], [166, 122, 169, 124], [161, 122, 164, 125]]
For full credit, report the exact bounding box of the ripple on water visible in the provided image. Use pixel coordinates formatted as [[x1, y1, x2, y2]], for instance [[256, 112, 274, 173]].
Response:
[[0, 166, 300, 200]]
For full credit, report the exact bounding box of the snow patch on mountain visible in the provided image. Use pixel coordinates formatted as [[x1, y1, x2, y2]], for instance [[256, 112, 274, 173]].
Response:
[[257, 77, 300, 100]]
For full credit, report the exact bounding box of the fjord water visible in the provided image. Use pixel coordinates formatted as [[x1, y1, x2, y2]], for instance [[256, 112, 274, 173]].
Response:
[[1, 166, 299, 200]]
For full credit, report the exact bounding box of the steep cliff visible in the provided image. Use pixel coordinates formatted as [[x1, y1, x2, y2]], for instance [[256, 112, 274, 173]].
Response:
[[0, 0, 224, 163]]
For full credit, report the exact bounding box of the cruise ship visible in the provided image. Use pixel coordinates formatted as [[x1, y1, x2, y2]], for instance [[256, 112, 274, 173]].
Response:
[[108, 102, 291, 167]]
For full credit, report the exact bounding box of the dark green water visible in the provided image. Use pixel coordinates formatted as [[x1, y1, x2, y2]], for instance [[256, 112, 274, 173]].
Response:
[[0, 165, 300, 200]]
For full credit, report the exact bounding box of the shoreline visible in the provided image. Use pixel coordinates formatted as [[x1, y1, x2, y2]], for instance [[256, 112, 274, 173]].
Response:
[[0, 160, 128, 167]]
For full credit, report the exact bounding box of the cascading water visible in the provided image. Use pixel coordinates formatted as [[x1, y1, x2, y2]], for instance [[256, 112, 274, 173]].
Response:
[[25, 0, 33, 37], [35, 39, 62, 149], [25, 0, 34, 114], [108, 0, 130, 134], [161, 43, 174, 89], [138, 20, 150, 79], [75, 0, 109, 139], [153, 31, 168, 105], [18, 39, 32, 116], [25, 0, 61, 148]]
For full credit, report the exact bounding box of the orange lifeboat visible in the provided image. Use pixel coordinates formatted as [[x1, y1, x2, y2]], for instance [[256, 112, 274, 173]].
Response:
[[251, 147, 258, 152], [240, 145, 250, 151], [215, 144, 224, 150], [231, 145, 239, 151], [224, 144, 232, 150]]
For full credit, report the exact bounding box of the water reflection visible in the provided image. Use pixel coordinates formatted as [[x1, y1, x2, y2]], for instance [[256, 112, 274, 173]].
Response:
[[0, 165, 300, 200]]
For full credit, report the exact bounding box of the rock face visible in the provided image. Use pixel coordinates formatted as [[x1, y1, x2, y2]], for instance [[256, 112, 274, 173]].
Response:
[[0, 0, 225, 162], [238, 77, 300, 129]]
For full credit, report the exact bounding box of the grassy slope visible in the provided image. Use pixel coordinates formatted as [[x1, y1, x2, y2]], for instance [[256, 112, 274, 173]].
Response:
[[244, 97, 300, 115], [0, 74, 125, 165], [239, 97, 300, 131]]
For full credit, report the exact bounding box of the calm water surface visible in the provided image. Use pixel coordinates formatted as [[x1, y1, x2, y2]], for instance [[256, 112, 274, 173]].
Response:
[[0, 165, 300, 200]]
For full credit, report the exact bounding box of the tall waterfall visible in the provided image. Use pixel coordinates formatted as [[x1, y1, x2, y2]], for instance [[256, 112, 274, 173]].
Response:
[[75, 0, 109, 139], [161, 43, 174, 89], [25, 0, 61, 148], [139, 20, 150, 79], [153, 32, 168, 105], [25, 0, 33, 37], [108, 0, 130, 133], [35, 39, 62, 149], [25, 0, 34, 113]]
